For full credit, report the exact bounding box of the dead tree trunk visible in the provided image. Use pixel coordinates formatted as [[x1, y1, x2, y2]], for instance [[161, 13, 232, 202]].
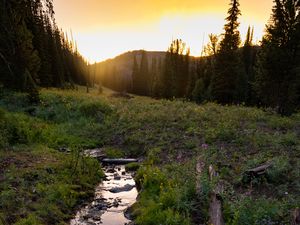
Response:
[[208, 165, 224, 225], [196, 157, 205, 194]]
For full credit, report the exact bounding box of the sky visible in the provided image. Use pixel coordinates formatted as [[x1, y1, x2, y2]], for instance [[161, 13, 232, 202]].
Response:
[[53, 0, 273, 62]]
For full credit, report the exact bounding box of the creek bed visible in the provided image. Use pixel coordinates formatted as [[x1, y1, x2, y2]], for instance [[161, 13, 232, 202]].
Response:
[[70, 165, 138, 225]]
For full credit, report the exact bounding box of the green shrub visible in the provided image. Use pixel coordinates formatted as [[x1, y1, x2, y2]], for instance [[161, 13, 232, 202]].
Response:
[[14, 214, 42, 225], [267, 156, 291, 184], [104, 147, 124, 158], [147, 147, 162, 165], [78, 101, 112, 118], [125, 162, 140, 171], [134, 166, 192, 225], [228, 198, 288, 225]]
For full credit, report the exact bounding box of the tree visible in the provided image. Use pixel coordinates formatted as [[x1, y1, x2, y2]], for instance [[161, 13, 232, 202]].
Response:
[[139, 51, 150, 95], [0, 0, 40, 97], [132, 54, 139, 93], [161, 39, 190, 98], [149, 57, 157, 96], [212, 0, 242, 104], [242, 26, 259, 105], [254, 0, 300, 115]]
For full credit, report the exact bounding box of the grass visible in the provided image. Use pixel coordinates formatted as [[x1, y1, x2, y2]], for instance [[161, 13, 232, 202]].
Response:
[[0, 86, 299, 224]]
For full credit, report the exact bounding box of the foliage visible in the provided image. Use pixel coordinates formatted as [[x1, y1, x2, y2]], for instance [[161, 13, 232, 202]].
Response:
[[133, 165, 194, 225], [125, 162, 140, 171], [0, 87, 299, 224], [104, 147, 125, 158], [254, 0, 300, 115]]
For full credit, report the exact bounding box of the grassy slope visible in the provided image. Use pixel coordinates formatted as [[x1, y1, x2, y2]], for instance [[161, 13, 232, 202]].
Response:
[[0, 87, 299, 225]]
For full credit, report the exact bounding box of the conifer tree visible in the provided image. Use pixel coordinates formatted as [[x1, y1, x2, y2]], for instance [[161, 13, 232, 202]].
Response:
[[254, 0, 300, 114], [139, 51, 149, 95], [212, 0, 242, 103], [161, 39, 190, 98], [150, 57, 157, 96], [132, 54, 139, 94]]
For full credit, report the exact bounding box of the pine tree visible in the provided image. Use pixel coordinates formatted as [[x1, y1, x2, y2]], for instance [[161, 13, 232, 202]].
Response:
[[139, 51, 149, 95], [132, 54, 139, 94], [212, 0, 242, 104], [152, 57, 164, 97], [0, 0, 91, 95], [242, 26, 259, 104], [149, 57, 157, 96], [254, 0, 300, 115], [161, 39, 190, 98], [0, 0, 40, 94]]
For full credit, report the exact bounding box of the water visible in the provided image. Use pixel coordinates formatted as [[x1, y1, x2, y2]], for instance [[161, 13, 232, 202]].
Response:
[[70, 165, 138, 225]]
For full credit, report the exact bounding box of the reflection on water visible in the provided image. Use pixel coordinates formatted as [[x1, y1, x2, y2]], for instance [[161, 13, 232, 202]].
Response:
[[70, 165, 137, 225]]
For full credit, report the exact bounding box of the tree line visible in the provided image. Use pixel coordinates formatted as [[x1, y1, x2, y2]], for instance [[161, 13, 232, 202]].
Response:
[[98, 0, 299, 115], [0, 0, 91, 102]]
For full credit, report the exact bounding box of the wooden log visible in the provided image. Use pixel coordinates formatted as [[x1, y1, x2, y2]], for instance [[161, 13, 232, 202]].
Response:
[[246, 162, 272, 175], [242, 162, 273, 184], [196, 158, 205, 193], [208, 165, 224, 225], [292, 208, 300, 225], [101, 158, 138, 164]]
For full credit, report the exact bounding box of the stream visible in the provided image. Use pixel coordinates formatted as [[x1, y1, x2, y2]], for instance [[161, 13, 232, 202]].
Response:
[[70, 164, 138, 225]]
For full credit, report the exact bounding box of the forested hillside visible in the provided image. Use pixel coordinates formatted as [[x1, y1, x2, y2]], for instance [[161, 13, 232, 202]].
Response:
[[93, 0, 300, 115], [0, 0, 91, 100]]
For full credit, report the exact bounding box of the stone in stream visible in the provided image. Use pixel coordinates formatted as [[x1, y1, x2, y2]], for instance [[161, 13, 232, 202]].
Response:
[[106, 167, 116, 173], [114, 173, 121, 180], [109, 184, 135, 193], [84, 148, 105, 160]]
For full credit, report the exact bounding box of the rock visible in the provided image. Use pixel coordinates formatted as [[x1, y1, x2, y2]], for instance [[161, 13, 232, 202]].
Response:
[[109, 184, 135, 193], [113, 199, 119, 207], [106, 167, 116, 173], [58, 147, 71, 153], [114, 173, 121, 180], [84, 148, 105, 160], [124, 206, 134, 220]]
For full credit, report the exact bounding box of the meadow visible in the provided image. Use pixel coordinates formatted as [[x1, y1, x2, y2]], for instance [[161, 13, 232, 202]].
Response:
[[0, 87, 299, 225]]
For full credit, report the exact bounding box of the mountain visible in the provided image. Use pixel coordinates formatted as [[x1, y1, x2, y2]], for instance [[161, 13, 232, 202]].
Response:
[[92, 50, 198, 93]]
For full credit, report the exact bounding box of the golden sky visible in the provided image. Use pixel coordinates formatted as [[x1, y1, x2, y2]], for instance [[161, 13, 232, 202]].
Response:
[[53, 0, 273, 62]]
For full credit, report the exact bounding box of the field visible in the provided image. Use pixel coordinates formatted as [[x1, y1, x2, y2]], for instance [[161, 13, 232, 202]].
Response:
[[0, 87, 299, 225]]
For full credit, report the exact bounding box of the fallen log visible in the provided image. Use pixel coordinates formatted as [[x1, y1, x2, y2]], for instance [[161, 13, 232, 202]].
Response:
[[102, 158, 138, 164], [246, 162, 272, 175], [242, 162, 272, 184]]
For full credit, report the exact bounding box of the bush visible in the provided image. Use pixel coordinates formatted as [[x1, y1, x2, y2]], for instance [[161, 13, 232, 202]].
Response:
[[227, 198, 288, 225], [133, 166, 192, 225], [104, 147, 124, 158], [14, 214, 42, 225], [267, 156, 291, 184], [125, 162, 140, 172], [78, 101, 112, 119]]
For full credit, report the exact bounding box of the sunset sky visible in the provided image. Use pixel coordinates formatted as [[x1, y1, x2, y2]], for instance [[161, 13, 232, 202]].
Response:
[[53, 0, 273, 62]]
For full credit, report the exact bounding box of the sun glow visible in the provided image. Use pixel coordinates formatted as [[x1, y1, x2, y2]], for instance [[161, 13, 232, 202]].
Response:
[[53, 0, 273, 62]]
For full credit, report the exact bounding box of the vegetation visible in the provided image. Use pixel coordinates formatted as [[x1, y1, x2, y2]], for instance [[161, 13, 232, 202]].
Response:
[[0, 88, 112, 224], [0, 85, 299, 224], [1, 0, 299, 224], [94, 0, 300, 115], [0, 0, 95, 101]]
